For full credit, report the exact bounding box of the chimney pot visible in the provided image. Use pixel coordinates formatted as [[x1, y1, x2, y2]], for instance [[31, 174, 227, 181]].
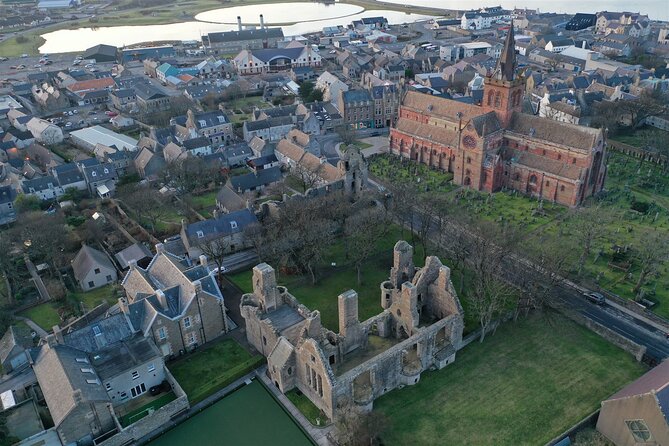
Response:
[[155, 243, 164, 253]]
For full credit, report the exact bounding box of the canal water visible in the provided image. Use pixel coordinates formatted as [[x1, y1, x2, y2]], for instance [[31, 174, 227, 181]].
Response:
[[149, 380, 313, 446], [38, 3, 435, 54]]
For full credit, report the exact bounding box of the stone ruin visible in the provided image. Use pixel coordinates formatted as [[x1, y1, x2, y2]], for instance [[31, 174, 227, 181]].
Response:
[[240, 241, 464, 420]]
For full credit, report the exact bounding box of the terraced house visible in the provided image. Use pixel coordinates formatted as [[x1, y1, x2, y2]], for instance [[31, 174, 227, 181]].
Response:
[[120, 244, 229, 357]]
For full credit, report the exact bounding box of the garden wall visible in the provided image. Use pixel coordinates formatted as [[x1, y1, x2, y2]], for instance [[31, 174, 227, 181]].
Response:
[[608, 140, 667, 167], [566, 312, 646, 361], [98, 369, 189, 446]]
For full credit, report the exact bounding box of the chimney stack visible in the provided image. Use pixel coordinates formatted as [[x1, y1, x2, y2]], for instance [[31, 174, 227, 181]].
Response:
[[237, 16, 242, 31], [260, 14, 265, 30], [199, 255, 208, 268]]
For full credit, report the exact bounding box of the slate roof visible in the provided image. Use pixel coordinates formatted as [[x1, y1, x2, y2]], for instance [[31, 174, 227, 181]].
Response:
[[184, 208, 258, 244], [22, 176, 58, 194], [229, 166, 283, 192], [247, 154, 278, 168], [191, 111, 229, 128], [133, 82, 167, 101], [90, 335, 160, 380], [61, 313, 133, 353], [244, 116, 293, 131], [0, 185, 16, 205], [182, 136, 210, 150], [72, 245, 115, 282], [82, 163, 116, 184], [205, 28, 284, 44], [341, 89, 372, 104], [115, 243, 152, 270], [33, 344, 110, 427], [216, 186, 246, 212]]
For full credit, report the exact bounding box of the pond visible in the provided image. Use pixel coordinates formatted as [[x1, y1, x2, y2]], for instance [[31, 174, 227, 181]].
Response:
[[38, 4, 436, 54], [382, 0, 669, 21], [149, 380, 313, 446]]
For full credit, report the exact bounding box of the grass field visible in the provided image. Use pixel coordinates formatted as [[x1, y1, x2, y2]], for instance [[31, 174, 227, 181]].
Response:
[[369, 154, 456, 194], [168, 338, 263, 404], [286, 389, 328, 426], [375, 313, 646, 446], [18, 302, 61, 332], [69, 285, 116, 313]]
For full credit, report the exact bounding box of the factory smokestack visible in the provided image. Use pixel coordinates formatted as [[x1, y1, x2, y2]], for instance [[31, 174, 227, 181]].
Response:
[[237, 16, 242, 31], [260, 14, 265, 29]]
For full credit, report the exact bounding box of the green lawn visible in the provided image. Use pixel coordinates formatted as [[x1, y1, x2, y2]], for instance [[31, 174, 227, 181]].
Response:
[[18, 302, 61, 332], [70, 285, 116, 313], [168, 338, 263, 404], [188, 191, 219, 218], [375, 313, 646, 446], [286, 389, 328, 426], [369, 154, 456, 194]]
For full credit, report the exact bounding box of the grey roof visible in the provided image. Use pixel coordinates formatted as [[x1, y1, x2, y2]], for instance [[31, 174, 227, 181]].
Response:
[[205, 28, 284, 44], [184, 208, 258, 244], [112, 88, 136, 99], [0, 325, 31, 364], [82, 44, 118, 60], [82, 162, 116, 184], [61, 313, 133, 353], [248, 47, 304, 63], [371, 84, 397, 99], [229, 166, 282, 192], [247, 154, 278, 168], [55, 166, 84, 187], [0, 185, 16, 205], [216, 186, 245, 212], [133, 82, 167, 101], [90, 335, 160, 380], [115, 243, 152, 270], [72, 245, 115, 282], [342, 89, 372, 104], [182, 136, 210, 150], [33, 344, 110, 427], [22, 176, 58, 194], [244, 116, 293, 131], [192, 110, 229, 128]]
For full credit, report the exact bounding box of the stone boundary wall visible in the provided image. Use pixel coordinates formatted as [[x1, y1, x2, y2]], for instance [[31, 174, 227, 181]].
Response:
[[608, 140, 667, 167], [98, 369, 189, 446], [545, 409, 600, 446], [566, 311, 647, 361]]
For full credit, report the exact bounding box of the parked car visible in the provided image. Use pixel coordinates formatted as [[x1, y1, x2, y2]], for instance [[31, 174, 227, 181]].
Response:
[[65, 122, 73, 128], [584, 292, 605, 305], [20, 53, 28, 58], [0, 57, 8, 61]]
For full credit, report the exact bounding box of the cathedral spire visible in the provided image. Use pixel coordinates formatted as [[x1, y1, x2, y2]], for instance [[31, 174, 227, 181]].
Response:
[[494, 26, 516, 82]]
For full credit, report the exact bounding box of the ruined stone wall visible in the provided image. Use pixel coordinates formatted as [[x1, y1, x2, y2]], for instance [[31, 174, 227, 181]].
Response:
[[294, 340, 336, 419]]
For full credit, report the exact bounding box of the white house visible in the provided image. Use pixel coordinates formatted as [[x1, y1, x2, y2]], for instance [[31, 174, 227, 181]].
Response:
[[26, 117, 64, 145], [460, 7, 511, 30]]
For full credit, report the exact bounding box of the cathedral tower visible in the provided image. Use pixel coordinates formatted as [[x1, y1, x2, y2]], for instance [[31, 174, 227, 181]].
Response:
[[481, 26, 524, 128]]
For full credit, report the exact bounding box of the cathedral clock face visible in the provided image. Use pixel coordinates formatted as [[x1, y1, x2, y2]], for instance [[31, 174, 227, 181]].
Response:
[[463, 135, 476, 148]]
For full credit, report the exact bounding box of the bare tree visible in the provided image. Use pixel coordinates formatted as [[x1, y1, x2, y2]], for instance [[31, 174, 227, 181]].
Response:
[[336, 124, 358, 146], [569, 206, 611, 276], [164, 157, 223, 195], [632, 232, 669, 298], [20, 212, 72, 278], [198, 238, 227, 285], [345, 206, 388, 285], [615, 90, 669, 129], [291, 162, 321, 193], [334, 399, 388, 446], [120, 186, 167, 233], [467, 223, 518, 342]]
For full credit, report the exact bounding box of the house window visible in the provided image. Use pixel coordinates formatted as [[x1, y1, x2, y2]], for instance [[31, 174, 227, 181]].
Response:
[[88, 281, 95, 288], [131, 383, 146, 398], [626, 420, 652, 442], [230, 220, 237, 229], [106, 275, 113, 282], [94, 268, 101, 274], [147, 363, 155, 372], [158, 327, 166, 340], [197, 230, 204, 238], [132, 370, 139, 380], [184, 316, 191, 328], [92, 326, 102, 336], [105, 382, 112, 391], [560, 185, 565, 192], [120, 391, 128, 400], [92, 171, 97, 177]]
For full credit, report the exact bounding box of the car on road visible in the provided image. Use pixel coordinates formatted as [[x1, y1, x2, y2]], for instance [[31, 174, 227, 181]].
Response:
[[9, 65, 17, 70], [72, 60, 81, 66], [72, 109, 78, 114], [584, 292, 606, 305], [105, 111, 118, 117], [0, 57, 8, 61], [20, 53, 28, 58], [211, 266, 227, 275], [65, 122, 73, 128], [33, 64, 41, 68]]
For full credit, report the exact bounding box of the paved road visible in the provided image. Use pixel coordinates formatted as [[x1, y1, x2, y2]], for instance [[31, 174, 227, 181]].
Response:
[[368, 176, 669, 361]]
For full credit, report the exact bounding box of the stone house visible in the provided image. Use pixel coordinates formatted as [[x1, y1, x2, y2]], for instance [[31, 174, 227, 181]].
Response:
[[110, 89, 138, 113], [33, 344, 117, 445], [81, 162, 118, 198], [241, 241, 464, 420], [597, 359, 669, 445], [243, 116, 295, 142], [0, 325, 32, 373], [26, 117, 64, 145], [134, 146, 166, 180], [338, 90, 373, 130], [51, 163, 87, 194], [0, 185, 17, 225], [21, 175, 62, 200], [120, 244, 229, 357], [72, 244, 118, 291], [180, 208, 258, 256], [228, 166, 283, 194], [315, 71, 349, 104], [176, 109, 233, 146], [31, 82, 68, 111]]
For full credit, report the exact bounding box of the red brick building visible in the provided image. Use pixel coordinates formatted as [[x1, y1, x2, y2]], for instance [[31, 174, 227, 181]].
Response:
[[389, 28, 606, 206]]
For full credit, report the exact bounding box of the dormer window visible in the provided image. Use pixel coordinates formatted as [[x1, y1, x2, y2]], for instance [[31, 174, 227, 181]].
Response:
[[103, 168, 109, 174], [230, 221, 237, 229], [92, 171, 97, 177], [92, 325, 101, 336], [197, 230, 204, 238]]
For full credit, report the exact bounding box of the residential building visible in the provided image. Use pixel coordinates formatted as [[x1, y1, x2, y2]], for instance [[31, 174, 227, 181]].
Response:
[[0, 325, 32, 373], [81, 162, 118, 197], [597, 359, 669, 445], [26, 117, 63, 145], [21, 175, 62, 200], [0, 185, 17, 225], [338, 90, 373, 129], [316, 71, 349, 104], [233, 42, 322, 75], [180, 208, 258, 256], [243, 116, 295, 142], [228, 166, 283, 194], [173, 109, 233, 146], [133, 146, 166, 179], [120, 243, 229, 357], [460, 7, 511, 30], [72, 244, 118, 291]]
